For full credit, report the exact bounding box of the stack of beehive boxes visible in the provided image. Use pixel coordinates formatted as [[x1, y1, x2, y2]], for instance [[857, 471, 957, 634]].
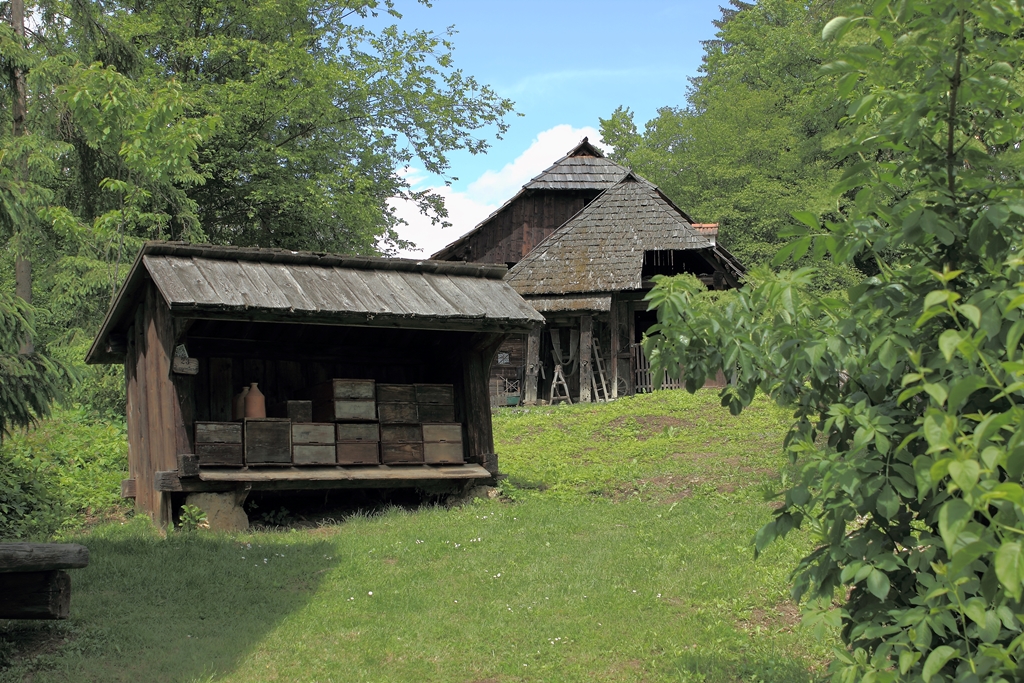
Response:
[[192, 379, 464, 467]]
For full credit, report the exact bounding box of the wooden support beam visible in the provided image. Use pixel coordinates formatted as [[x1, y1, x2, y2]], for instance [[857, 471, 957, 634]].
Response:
[[121, 478, 137, 499], [0, 571, 71, 620], [156, 465, 493, 493], [523, 327, 541, 406], [579, 314, 593, 403], [609, 299, 620, 399], [0, 544, 89, 573]]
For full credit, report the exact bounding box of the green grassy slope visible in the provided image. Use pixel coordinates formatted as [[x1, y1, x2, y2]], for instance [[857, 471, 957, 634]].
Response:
[[0, 390, 835, 683]]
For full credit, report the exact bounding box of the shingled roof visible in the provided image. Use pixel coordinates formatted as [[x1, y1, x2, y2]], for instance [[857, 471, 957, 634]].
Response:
[[86, 242, 544, 364], [506, 174, 717, 296], [522, 138, 627, 191], [430, 138, 627, 261]]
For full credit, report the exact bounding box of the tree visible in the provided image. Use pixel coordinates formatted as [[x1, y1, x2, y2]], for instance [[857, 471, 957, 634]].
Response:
[[600, 0, 858, 291], [644, 1, 1024, 680], [0, 0, 514, 412], [0, 292, 72, 437]]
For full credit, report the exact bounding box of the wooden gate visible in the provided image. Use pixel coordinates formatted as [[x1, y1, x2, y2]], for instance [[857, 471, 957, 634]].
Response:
[[631, 344, 727, 393]]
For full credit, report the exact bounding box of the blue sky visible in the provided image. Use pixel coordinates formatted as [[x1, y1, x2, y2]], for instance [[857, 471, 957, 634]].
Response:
[[384, 1, 724, 256]]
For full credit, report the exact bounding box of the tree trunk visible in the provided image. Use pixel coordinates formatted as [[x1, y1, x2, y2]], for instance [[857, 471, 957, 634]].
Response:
[[11, 0, 32, 354]]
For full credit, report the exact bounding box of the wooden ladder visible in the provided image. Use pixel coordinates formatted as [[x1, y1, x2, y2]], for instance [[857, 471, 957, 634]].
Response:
[[550, 364, 572, 405], [591, 338, 610, 402]]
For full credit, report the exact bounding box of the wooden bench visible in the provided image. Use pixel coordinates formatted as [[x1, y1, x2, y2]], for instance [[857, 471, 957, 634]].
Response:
[[0, 543, 90, 619]]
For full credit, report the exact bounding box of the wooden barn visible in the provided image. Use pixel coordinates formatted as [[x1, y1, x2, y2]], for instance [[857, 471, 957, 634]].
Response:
[[432, 140, 743, 405], [86, 242, 544, 527]]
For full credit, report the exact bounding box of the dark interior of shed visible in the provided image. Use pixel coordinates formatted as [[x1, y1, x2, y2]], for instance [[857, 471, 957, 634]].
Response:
[[183, 319, 479, 424]]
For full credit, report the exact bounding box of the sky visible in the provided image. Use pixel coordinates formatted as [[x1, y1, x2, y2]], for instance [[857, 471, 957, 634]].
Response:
[[383, 0, 724, 257]]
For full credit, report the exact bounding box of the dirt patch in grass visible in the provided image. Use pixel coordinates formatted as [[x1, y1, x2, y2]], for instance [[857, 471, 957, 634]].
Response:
[[612, 475, 693, 502], [608, 415, 694, 440], [737, 601, 803, 634]]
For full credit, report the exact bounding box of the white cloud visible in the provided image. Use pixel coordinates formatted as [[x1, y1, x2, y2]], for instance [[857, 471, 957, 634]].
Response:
[[390, 124, 607, 258]]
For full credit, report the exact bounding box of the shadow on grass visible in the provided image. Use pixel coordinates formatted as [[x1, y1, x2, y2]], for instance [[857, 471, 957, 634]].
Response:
[[665, 649, 819, 683], [1, 516, 341, 683]]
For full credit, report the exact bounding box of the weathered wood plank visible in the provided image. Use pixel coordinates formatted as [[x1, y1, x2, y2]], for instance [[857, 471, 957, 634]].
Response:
[[121, 478, 136, 499], [0, 571, 71, 620], [524, 327, 541, 405], [0, 544, 89, 573], [579, 314, 593, 403], [198, 464, 490, 482], [462, 332, 505, 473]]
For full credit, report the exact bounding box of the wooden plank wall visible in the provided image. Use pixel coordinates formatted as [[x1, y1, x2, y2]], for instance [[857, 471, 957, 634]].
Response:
[[454, 191, 597, 264], [126, 283, 186, 527]]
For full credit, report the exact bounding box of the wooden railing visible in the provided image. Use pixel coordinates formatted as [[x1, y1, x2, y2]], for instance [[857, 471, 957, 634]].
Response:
[[631, 344, 727, 393]]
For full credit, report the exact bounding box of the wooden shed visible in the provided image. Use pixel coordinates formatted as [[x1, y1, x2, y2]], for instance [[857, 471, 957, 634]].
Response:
[[505, 172, 743, 403], [435, 149, 744, 406], [86, 242, 544, 527]]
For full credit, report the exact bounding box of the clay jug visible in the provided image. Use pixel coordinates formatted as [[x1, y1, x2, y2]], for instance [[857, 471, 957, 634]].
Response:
[[232, 386, 249, 421], [244, 382, 266, 418]]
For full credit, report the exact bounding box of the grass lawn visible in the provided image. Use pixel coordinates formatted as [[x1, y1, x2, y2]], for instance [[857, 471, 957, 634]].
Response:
[[0, 390, 836, 682]]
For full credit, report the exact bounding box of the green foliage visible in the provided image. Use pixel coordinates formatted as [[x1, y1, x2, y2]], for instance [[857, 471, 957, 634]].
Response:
[[0, 293, 74, 437], [0, 407, 129, 539], [644, 2, 1024, 680], [178, 504, 208, 532]]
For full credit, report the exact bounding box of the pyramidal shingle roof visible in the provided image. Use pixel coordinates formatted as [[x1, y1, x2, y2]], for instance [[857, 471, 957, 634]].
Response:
[[430, 138, 626, 260], [522, 138, 628, 190], [506, 174, 713, 296]]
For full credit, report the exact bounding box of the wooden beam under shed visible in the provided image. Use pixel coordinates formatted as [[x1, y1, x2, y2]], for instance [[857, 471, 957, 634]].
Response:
[[523, 327, 541, 405], [579, 315, 593, 403]]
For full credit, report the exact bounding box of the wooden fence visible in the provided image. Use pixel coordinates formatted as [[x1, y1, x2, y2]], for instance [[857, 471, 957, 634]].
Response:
[[631, 344, 727, 393]]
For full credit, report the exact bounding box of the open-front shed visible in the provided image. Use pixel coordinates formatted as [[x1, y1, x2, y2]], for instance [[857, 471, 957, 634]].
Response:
[[87, 242, 543, 527]]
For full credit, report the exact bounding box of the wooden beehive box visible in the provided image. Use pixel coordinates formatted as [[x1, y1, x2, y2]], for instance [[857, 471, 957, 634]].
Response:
[[244, 418, 292, 464], [336, 423, 380, 465], [422, 423, 464, 465], [309, 379, 376, 422], [380, 423, 423, 464], [194, 422, 244, 466], [377, 384, 418, 424], [269, 400, 313, 423], [415, 383, 455, 422], [291, 423, 336, 465]]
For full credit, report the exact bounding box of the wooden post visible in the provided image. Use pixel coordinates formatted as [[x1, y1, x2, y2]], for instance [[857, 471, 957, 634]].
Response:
[[461, 332, 506, 474], [579, 315, 593, 403], [609, 301, 620, 399], [523, 326, 541, 406]]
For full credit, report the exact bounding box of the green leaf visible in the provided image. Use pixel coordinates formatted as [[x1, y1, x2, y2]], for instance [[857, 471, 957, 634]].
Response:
[[925, 290, 953, 310], [938, 329, 962, 362], [922, 646, 958, 682], [876, 484, 899, 519], [947, 376, 987, 411], [822, 16, 850, 41], [948, 460, 980, 492], [996, 541, 1024, 600], [955, 304, 981, 328], [938, 499, 972, 550], [866, 568, 890, 599]]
